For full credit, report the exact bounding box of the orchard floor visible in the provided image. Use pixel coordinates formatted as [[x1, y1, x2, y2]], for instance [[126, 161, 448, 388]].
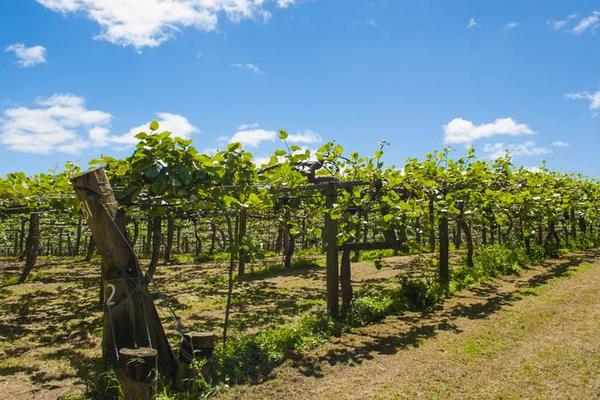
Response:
[[0, 250, 599, 399], [221, 249, 600, 400]]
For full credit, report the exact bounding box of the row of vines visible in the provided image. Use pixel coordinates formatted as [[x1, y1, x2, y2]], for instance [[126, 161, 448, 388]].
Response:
[[1, 123, 600, 394]]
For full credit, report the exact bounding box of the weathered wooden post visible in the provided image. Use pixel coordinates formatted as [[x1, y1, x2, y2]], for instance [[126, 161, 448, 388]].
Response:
[[18, 212, 40, 283], [340, 248, 352, 315], [175, 332, 215, 390], [324, 183, 339, 319], [238, 208, 248, 276], [438, 213, 449, 286], [118, 347, 157, 400], [71, 168, 176, 374]]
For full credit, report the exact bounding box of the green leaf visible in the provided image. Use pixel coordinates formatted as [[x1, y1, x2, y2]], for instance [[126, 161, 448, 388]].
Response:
[[149, 120, 160, 131], [279, 130, 288, 140]]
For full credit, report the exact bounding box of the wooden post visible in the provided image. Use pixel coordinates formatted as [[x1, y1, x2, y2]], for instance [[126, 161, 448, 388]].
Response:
[[438, 213, 449, 286], [324, 183, 339, 319], [175, 332, 215, 390], [18, 217, 26, 260], [164, 215, 175, 263], [238, 208, 247, 276], [74, 215, 83, 256], [340, 248, 352, 315], [118, 347, 157, 400], [18, 212, 40, 283], [428, 197, 436, 253], [71, 168, 176, 374]]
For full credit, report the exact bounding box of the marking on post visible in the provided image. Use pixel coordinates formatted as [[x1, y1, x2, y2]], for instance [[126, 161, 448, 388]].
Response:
[[80, 200, 93, 220], [105, 283, 116, 306]]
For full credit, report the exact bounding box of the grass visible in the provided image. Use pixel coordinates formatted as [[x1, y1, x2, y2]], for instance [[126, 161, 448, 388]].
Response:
[[1, 239, 598, 399]]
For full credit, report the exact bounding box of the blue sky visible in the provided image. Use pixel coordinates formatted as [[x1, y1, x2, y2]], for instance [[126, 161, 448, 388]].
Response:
[[1, 0, 599, 176]]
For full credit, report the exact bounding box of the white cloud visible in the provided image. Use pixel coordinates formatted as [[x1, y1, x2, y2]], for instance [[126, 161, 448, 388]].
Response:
[[5, 43, 47, 67], [552, 140, 570, 148], [237, 123, 259, 130], [110, 112, 198, 145], [443, 117, 534, 145], [36, 0, 296, 49], [572, 11, 600, 34], [287, 130, 322, 144], [231, 63, 261, 74], [483, 141, 550, 159], [504, 22, 519, 30], [230, 128, 276, 147], [549, 12, 600, 34], [566, 89, 600, 110], [524, 166, 543, 173], [253, 156, 272, 166], [276, 0, 295, 8], [0, 94, 111, 154], [0, 93, 197, 154], [468, 18, 480, 29], [227, 125, 322, 147]]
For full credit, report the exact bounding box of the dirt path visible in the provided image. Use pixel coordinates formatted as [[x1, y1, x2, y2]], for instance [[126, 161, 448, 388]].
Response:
[[221, 249, 600, 400]]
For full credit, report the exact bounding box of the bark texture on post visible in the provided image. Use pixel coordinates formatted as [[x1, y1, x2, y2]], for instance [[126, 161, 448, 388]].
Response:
[[74, 215, 83, 256], [71, 168, 175, 374], [238, 209, 247, 276], [118, 347, 157, 400], [164, 215, 175, 263], [428, 197, 436, 253], [18, 213, 40, 283], [176, 332, 216, 390], [85, 235, 95, 261], [438, 214, 449, 286], [18, 218, 26, 260], [324, 183, 339, 319], [340, 248, 352, 315], [283, 225, 295, 269], [146, 216, 162, 283]]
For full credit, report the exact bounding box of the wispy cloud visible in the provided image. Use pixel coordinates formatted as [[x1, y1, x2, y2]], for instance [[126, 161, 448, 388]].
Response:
[[504, 22, 519, 30], [230, 63, 261, 74], [548, 14, 577, 31], [468, 18, 480, 29], [566, 89, 600, 110], [483, 141, 550, 159], [549, 11, 600, 34], [552, 140, 570, 148], [5, 43, 47, 67], [572, 11, 600, 34]]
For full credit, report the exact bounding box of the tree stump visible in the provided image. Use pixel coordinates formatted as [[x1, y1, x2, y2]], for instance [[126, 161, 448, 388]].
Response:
[[175, 332, 215, 390], [118, 347, 157, 400]]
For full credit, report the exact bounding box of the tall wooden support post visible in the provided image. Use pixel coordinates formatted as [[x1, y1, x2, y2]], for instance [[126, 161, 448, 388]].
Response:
[[238, 208, 247, 276], [438, 213, 450, 286], [118, 347, 157, 400], [71, 168, 176, 374], [340, 249, 352, 315], [324, 183, 339, 319], [18, 212, 40, 283], [428, 197, 436, 253]]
